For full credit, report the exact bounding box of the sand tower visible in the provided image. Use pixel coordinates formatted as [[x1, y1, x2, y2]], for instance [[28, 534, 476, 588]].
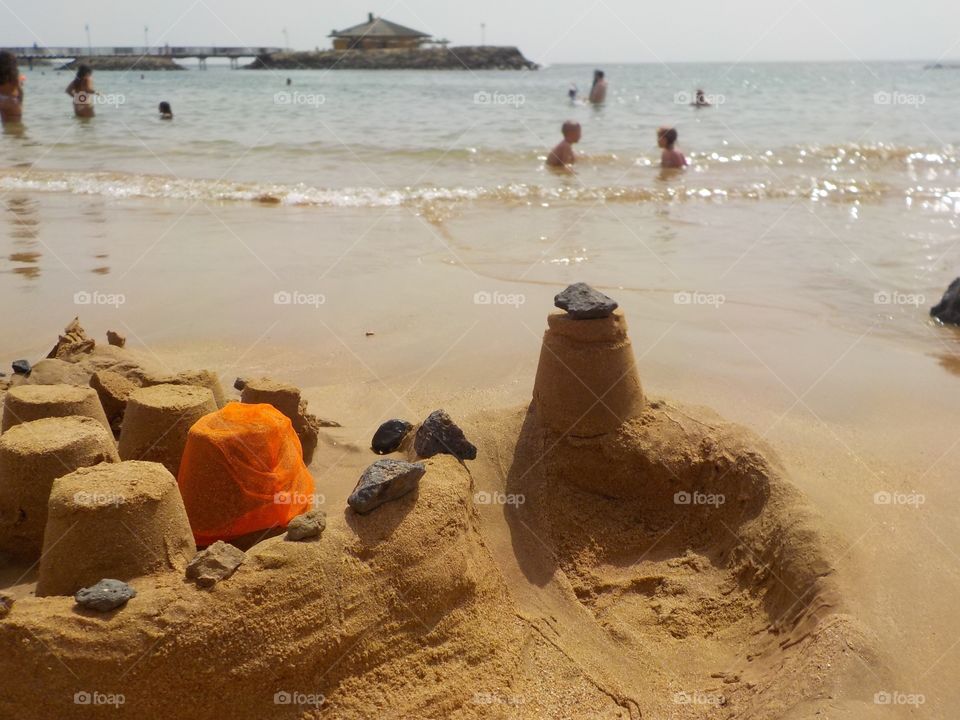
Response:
[[0, 416, 119, 561], [532, 285, 644, 437], [1, 384, 111, 434], [118, 384, 217, 477], [37, 460, 196, 596]]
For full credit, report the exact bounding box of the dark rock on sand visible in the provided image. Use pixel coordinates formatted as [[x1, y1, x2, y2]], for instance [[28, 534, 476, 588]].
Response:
[[285, 509, 326, 541], [348, 459, 426, 514], [931, 278, 960, 325], [372, 419, 413, 455], [414, 410, 477, 461], [74, 579, 136, 612], [186, 541, 245, 589], [11, 360, 30, 376], [106, 330, 126, 348], [554, 282, 618, 320], [0, 593, 12, 618], [233, 377, 247, 391]]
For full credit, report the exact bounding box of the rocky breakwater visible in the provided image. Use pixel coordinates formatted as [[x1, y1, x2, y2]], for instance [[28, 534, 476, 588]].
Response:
[[249, 45, 537, 70]]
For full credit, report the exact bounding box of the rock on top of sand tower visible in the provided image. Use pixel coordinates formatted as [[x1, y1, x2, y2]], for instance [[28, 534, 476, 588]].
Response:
[[0, 416, 119, 561], [37, 460, 196, 596], [118, 384, 217, 477], [554, 282, 618, 320], [1, 383, 111, 433]]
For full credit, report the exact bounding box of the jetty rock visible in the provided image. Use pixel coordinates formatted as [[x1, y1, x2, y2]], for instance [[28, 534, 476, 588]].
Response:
[[249, 46, 537, 71]]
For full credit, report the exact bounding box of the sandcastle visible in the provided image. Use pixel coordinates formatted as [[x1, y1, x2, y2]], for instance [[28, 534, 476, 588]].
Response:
[[532, 309, 645, 437], [1, 383, 111, 433], [36, 460, 196, 596], [118, 384, 218, 477], [0, 416, 119, 561]]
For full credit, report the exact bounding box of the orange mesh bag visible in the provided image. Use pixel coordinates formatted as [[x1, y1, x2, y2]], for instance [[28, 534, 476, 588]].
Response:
[[177, 402, 315, 546]]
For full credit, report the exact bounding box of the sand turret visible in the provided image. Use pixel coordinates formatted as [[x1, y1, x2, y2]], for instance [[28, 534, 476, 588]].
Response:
[[1, 384, 111, 433], [0, 416, 119, 561], [532, 284, 644, 436], [37, 460, 196, 596], [118, 384, 217, 477]]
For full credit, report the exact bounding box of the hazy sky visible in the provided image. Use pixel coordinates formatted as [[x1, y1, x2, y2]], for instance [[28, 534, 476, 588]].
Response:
[[1, 0, 958, 64]]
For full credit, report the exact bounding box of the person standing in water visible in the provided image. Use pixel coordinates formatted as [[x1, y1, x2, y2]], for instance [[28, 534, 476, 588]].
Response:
[[65, 64, 96, 117], [158, 101, 173, 119], [0, 51, 24, 124], [589, 70, 607, 104], [693, 89, 711, 107]]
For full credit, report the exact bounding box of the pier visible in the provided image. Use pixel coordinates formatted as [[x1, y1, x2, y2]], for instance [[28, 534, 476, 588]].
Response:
[[1, 46, 285, 69]]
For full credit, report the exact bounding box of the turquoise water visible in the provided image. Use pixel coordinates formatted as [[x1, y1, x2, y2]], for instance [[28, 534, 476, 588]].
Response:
[[2, 62, 959, 206]]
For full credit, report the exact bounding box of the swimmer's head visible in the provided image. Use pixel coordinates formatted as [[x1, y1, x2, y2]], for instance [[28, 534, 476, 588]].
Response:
[[562, 120, 582, 143], [0, 51, 18, 85], [658, 126, 678, 149], [159, 101, 173, 118]]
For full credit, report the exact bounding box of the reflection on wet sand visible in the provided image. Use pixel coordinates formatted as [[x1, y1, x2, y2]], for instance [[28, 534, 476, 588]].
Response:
[[5, 195, 40, 279]]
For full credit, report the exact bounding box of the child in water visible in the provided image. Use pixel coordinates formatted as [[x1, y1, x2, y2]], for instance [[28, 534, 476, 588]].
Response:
[[657, 127, 687, 169], [159, 101, 173, 119], [546, 120, 581, 169]]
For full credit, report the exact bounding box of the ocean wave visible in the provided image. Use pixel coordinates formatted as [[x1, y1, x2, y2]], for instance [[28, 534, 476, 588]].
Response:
[[0, 167, 926, 210]]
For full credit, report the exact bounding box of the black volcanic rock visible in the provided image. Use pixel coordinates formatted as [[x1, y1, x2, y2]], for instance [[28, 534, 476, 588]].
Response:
[[348, 459, 426, 514], [413, 410, 477, 461], [554, 283, 618, 320], [74, 579, 136, 612], [371, 419, 413, 455], [931, 278, 960, 325]]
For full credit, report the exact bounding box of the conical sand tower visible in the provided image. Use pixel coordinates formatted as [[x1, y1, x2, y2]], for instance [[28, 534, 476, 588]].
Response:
[[532, 283, 645, 437]]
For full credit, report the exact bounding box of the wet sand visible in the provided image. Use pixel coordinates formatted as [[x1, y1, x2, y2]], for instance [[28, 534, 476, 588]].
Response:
[[2, 190, 960, 714]]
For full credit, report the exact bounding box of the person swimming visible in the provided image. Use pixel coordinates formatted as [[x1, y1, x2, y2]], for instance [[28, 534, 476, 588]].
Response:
[[693, 89, 711, 108], [589, 70, 607, 104], [0, 51, 24, 124], [159, 101, 173, 119], [65, 64, 96, 118], [657, 127, 687, 169], [546, 120, 582, 170], [568, 83, 578, 103]]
